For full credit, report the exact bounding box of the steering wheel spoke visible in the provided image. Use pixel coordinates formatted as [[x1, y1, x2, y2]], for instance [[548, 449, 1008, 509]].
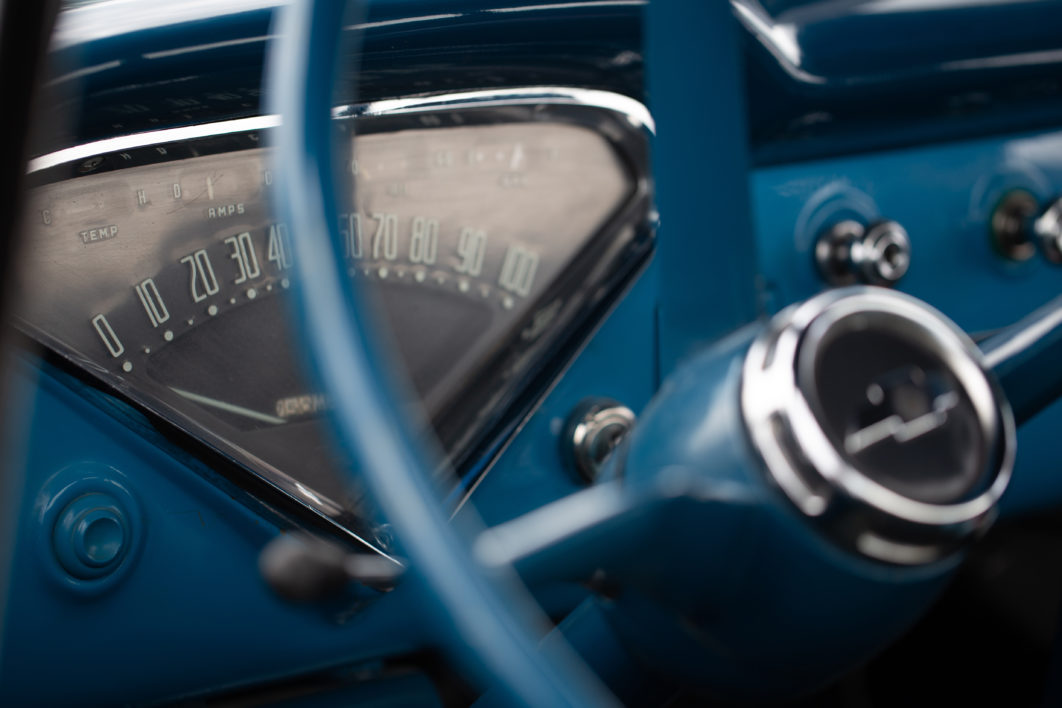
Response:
[[473, 472, 760, 589]]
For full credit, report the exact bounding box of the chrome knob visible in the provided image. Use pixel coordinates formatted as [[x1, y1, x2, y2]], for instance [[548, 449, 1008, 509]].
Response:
[[563, 398, 636, 482], [1033, 197, 1062, 264], [815, 219, 911, 287], [990, 190, 1062, 264]]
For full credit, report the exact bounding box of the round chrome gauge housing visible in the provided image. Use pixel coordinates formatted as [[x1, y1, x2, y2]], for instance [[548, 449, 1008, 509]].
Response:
[[741, 287, 1015, 565]]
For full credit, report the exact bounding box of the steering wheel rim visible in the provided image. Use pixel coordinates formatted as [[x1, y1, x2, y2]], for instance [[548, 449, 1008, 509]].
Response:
[[0, 0, 64, 662], [266, 1, 618, 705]]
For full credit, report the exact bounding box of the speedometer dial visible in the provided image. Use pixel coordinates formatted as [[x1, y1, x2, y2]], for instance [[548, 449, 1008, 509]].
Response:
[[17, 91, 652, 539]]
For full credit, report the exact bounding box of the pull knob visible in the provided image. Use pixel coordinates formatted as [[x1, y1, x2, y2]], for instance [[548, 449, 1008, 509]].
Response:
[[1033, 198, 1062, 264], [815, 219, 911, 287], [990, 189, 1062, 264]]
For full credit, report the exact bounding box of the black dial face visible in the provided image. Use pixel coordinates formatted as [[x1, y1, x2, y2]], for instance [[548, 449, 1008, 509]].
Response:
[[16, 103, 650, 520], [807, 323, 989, 504]]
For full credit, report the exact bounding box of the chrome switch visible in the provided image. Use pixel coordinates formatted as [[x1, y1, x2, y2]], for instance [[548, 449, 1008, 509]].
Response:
[[815, 219, 911, 287]]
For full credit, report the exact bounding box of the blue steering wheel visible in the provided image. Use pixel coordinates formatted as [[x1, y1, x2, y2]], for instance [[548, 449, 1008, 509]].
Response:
[[267, 2, 617, 704], [266, 0, 1062, 704]]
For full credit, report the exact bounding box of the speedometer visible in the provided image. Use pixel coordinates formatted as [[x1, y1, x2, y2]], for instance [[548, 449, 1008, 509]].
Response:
[[16, 89, 652, 541]]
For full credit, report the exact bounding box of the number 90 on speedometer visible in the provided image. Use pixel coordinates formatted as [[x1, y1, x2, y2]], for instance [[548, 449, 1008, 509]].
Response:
[[16, 95, 651, 527]]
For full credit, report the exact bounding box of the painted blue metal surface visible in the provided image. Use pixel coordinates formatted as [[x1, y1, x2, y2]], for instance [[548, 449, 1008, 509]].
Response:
[[0, 357, 425, 704], [982, 295, 1062, 426], [2, 0, 1062, 704], [742, 0, 1062, 164], [608, 325, 954, 700], [466, 268, 658, 528], [647, 1, 760, 377], [751, 129, 1062, 515]]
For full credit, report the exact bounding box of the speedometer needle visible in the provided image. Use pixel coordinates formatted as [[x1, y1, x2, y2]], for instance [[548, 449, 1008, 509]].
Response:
[[170, 387, 286, 425]]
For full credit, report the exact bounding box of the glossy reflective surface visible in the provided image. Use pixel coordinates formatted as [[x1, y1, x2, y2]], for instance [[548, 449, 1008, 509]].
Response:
[[17, 108, 644, 519]]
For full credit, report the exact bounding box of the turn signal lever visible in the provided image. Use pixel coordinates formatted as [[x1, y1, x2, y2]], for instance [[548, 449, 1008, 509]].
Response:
[[981, 294, 1062, 426]]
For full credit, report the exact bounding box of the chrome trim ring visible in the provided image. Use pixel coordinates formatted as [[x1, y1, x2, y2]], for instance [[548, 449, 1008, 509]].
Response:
[[741, 287, 1015, 565]]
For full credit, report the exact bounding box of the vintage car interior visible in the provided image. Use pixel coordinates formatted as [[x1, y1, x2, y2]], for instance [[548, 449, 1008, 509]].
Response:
[[2, 0, 1062, 705]]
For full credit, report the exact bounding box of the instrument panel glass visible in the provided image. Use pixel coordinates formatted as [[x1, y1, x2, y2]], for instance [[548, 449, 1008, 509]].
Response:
[[16, 99, 650, 531]]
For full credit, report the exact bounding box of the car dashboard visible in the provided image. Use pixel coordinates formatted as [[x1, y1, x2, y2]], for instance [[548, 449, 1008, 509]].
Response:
[[2, 0, 1062, 705]]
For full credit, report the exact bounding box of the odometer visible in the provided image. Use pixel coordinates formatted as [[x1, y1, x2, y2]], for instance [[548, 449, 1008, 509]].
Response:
[[16, 90, 652, 541]]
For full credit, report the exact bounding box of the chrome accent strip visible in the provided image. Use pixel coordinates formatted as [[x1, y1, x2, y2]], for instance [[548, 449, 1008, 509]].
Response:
[[345, 14, 464, 31], [45, 60, 123, 87], [28, 115, 282, 173], [485, 1, 646, 14], [983, 300, 1062, 371], [142, 34, 272, 60], [31, 87, 653, 176], [337, 87, 655, 134]]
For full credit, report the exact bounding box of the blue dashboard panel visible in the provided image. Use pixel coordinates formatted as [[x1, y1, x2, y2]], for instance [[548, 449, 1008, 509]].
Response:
[[741, 0, 1062, 164], [462, 262, 659, 527], [0, 357, 425, 704], [470, 122, 1062, 548], [751, 129, 1062, 515], [3, 0, 1062, 704]]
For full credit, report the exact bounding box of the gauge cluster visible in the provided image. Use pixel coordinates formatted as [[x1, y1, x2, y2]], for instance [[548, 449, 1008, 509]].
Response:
[[16, 91, 653, 537]]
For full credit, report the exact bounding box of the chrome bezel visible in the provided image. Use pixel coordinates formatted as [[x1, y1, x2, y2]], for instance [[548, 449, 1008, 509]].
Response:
[[22, 87, 654, 555], [741, 287, 1015, 564]]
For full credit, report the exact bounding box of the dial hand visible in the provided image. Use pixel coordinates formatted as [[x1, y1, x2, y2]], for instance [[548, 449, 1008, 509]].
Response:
[[844, 391, 959, 454], [170, 387, 286, 425]]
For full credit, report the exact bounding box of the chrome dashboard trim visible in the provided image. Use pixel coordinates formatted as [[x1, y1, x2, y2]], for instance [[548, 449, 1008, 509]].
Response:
[[30, 87, 653, 174], [28, 115, 283, 173], [337, 87, 655, 134], [22, 87, 654, 556]]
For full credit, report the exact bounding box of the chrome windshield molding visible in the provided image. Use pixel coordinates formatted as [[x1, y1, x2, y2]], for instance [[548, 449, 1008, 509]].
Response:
[[28, 115, 282, 173], [334, 87, 655, 135], [742, 287, 1015, 566]]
